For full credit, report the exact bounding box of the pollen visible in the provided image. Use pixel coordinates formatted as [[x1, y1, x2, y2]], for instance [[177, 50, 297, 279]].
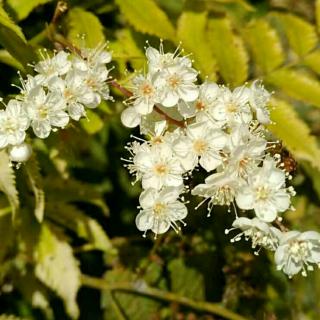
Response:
[[193, 139, 208, 155], [153, 163, 168, 176]]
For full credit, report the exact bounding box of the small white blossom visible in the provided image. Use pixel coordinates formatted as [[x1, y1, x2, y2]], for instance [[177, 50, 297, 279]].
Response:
[[226, 217, 282, 253], [154, 64, 199, 107], [26, 86, 69, 138], [8, 142, 32, 162], [0, 100, 29, 148], [135, 187, 187, 237], [275, 231, 320, 277], [173, 122, 227, 172], [235, 158, 291, 222], [211, 86, 252, 125]]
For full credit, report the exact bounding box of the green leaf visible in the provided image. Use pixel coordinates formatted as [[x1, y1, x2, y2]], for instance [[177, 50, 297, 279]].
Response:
[[0, 6, 37, 68], [0, 151, 19, 219], [303, 50, 320, 75], [302, 162, 320, 201], [35, 225, 81, 319], [46, 202, 115, 254], [268, 98, 320, 170], [114, 0, 175, 41], [244, 19, 284, 74], [102, 268, 160, 320], [80, 110, 104, 135], [66, 7, 105, 48], [266, 68, 320, 108], [269, 12, 317, 57], [177, 11, 217, 80], [168, 258, 205, 300], [207, 17, 248, 86], [316, 0, 320, 32], [0, 316, 27, 320], [25, 155, 45, 223], [7, 0, 52, 21], [0, 49, 24, 70]]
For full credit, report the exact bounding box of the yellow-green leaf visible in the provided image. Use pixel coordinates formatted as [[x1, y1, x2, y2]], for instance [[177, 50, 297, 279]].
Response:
[[66, 7, 105, 48], [266, 68, 320, 108], [0, 6, 37, 67], [114, 0, 175, 41], [268, 98, 320, 170], [0, 150, 19, 219], [208, 17, 248, 86], [0, 316, 27, 320], [0, 49, 24, 70], [303, 49, 320, 75], [269, 12, 317, 57], [35, 225, 80, 319], [7, 0, 52, 21], [177, 11, 217, 80], [244, 19, 284, 74], [25, 155, 45, 223], [80, 110, 104, 135], [316, 0, 320, 32]]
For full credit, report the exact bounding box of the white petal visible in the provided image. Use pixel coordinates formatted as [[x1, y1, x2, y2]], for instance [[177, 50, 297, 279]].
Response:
[[236, 190, 254, 210], [161, 90, 179, 107], [121, 107, 141, 128], [139, 188, 158, 209], [151, 218, 170, 234], [178, 85, 199, 102], [135, 210, 154, 231], [254, 202, 277, 222]]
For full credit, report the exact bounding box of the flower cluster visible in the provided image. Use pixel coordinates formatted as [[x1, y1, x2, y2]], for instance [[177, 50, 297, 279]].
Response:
[[0, 44, 112, 162], [121, 44, 320, 278]]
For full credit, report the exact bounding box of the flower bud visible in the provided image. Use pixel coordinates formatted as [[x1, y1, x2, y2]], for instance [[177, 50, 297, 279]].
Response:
[[8, 143, 32, 162]]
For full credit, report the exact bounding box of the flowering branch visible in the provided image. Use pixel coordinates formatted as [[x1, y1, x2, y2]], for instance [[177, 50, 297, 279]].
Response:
[[81, 274, 248, 320]]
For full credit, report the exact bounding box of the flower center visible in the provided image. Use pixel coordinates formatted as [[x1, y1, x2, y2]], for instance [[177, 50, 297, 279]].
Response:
[[153, 163, 168, 176], [226, 102, 238, 114], [193, 139, 208, 155], [168, 75, 180, 89], [151, 136, 164, 144], [38, 106, 49, 119], [141, 83, 153, 96], [256, 186, 270, 200], [4, 118, 18, 133], [195, 100, 206, 111], [153, 202, 166, 215], [289, 241, 310, 261]]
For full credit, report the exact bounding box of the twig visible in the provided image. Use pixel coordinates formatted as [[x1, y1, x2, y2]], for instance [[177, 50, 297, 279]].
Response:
[[81, 274, 248, 320]]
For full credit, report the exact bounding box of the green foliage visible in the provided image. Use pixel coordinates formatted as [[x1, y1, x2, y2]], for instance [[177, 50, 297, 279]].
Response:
[[0, 6, 37, 68], [207, 17, 248, 86], [35, 225, 81, 319], [114, 0, 176, 40], [7, 0, 52, 21], [0, 1, 320, 319], [65, 7, 105, 48], [177, 11, 217, 80], [0, 151, 19, 219]]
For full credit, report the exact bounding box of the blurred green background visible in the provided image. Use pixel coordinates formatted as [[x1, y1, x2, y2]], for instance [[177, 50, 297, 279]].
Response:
[[1, 0, 320, 319]]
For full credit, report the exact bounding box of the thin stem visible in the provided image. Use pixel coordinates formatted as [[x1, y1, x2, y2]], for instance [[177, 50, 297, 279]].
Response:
[[81, 274, 248, 320]]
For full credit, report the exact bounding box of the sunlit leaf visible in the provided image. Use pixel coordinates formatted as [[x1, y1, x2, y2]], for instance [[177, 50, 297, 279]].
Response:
[[269, 12, 317, 57], [177, 11, 217, 80], [244, 19, 284, 74], [7, 0, 52, 21], [80, 110, 104, 135], [0, 151, 19, 220], [35, 225, 81, 319], [66, 7, 105, 48], [208, 17, 248, 86], [268, 98, 320, 170], [266, 68, 320, 108], [114, 0, 175, 41]]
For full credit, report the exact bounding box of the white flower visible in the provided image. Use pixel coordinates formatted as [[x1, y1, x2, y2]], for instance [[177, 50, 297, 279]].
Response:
[[49, 72, 93, 120], [135, 187, 187, 237], [26, 86, 69, 138], [249, 80, 270, 124], [0, 100, 29, 148], [275, 231, 320, 277], [173, 122, 227, 171], [211, 86, 252, 125], [154, 64, 199, 107], [191, 171, 239, 215], [235, 158, 291, 222], [146, 45, 192, 74], [226, 217, 282, 253], [128, 74, 158, 115], [178, 82, 220, 119], [34, 51, 71, 84], [8, 142, 32, 162], [130, 143, 184, 190], [121, 106, 142, 128]]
